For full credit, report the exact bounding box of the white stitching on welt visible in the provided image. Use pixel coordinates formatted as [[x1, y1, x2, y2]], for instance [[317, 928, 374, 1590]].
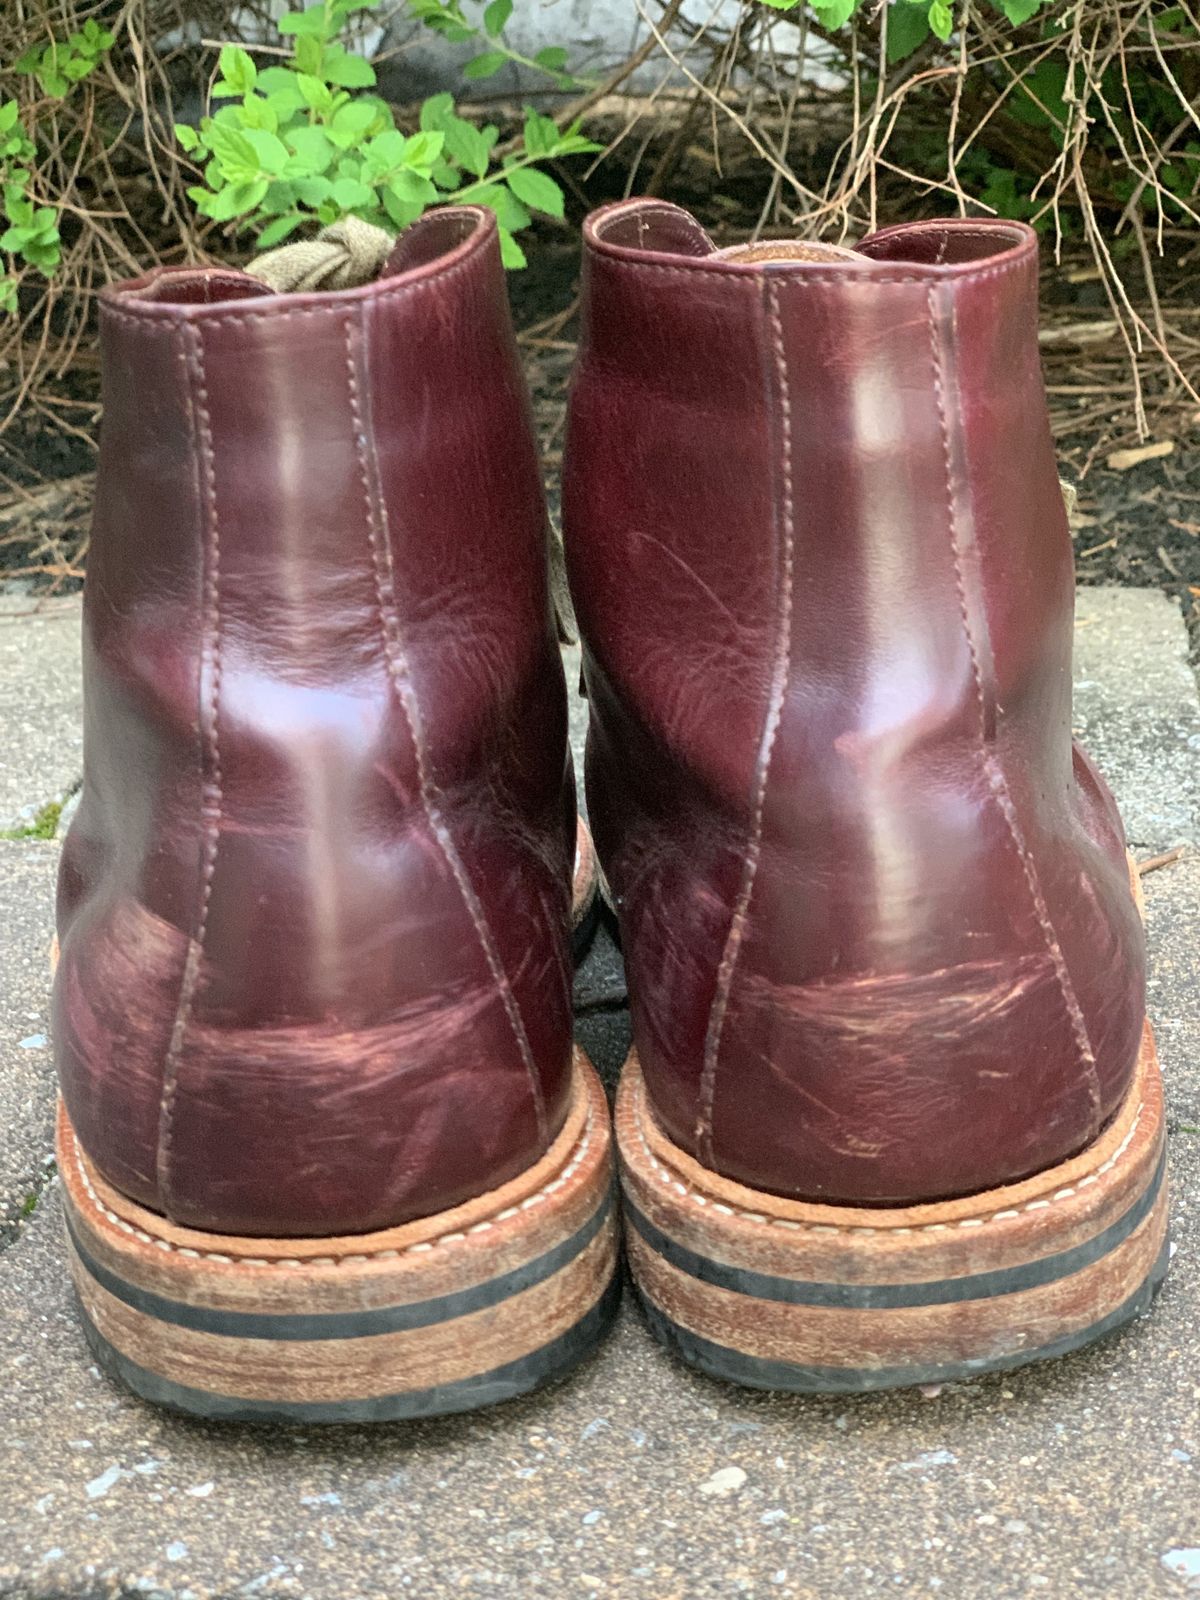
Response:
[[629, 1075, 1144, 1236], [69, 1102, 595, 1268], [926, 284, 1100, 1110]]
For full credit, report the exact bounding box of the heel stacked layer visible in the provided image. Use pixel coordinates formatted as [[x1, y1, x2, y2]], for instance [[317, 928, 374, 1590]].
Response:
[[617, 1020, 1168, 1393], [61, 1048, 619, 1423]]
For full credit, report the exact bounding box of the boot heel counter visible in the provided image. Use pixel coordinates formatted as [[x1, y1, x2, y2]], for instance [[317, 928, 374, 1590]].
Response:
[[703, 831, 1147, 1208], [57, 215, 576, 1241]]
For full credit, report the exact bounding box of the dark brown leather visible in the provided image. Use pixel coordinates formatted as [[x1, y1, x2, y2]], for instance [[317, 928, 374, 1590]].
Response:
[[54, 207, 576, 1238], [564, 198, 1145, 1206]]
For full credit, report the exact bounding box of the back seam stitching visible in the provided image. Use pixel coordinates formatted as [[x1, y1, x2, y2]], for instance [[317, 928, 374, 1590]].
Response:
[[694, 275, 796, 1166], [343, 307, 549, 1145], [156, 322, 224, 1206], [926, 283, 1099, 1117]]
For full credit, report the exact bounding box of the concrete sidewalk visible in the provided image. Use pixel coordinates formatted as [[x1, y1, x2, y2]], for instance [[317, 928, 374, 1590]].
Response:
[[1, 588, 1198, 1600]]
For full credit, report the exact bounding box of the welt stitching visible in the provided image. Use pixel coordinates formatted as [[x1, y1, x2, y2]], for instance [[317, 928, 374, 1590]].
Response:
[[156, 322, 224, 1204], [343, 309, 549, 1145], [926, 283, 1099, 1110], [70, 1101, 595, 1266], [694, 275, 796, 1167], [631, 1070, 1145, 1236]]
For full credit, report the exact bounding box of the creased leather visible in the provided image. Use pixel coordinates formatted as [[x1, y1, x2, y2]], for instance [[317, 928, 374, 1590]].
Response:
[[54, 208, 575, 1238], [564, 199, 1145, 1206]]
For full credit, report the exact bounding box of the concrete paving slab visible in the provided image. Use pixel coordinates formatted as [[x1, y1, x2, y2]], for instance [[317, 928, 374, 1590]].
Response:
[[0, 596, 82, 832], [1074, 589, 1200, 852], [0, 587, 1197, 1599], [0, 841, 59, 1237]]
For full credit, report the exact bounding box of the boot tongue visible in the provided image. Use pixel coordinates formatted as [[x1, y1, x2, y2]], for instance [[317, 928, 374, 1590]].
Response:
[[713, 239, 870, 267]]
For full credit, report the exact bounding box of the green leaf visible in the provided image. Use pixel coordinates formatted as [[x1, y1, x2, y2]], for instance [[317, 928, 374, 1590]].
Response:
[[420, 93, 455, 132], [401, 130, 444, 169], [241, 127, 290, 173], [1009, 58, 1068, 130], [331, 175, 375, 210], [928, 0, 954, 39], [293, 174, 334, 204], [467, 182, 529, 233], [441, 115, 491, 178], [329, 100, 379, 145], [257, 67, 308, 108], [387, 169, 438, 206], [293, 33, 324, 76], [24, 240, 59, 271], [886, 1, 930, 60], [0, 225, 32, 250], [286, 124, 335, 171], [999, 0, 1041, 22], [321, 45, 377, 86], [484, 0, 514, 33], [238, 93, 280, 133], [362, 128, 407, 167], [533, 46, 568, 71], [522, 109, 559, 158], [504, 164, 564, 217], [174, 122, 200, 152], [549, 132, 602, 156], [464, 51, 507, 80], [218, 45, 258, 96], [213, 177, 271, 220], [0, 103, 19, 133], [756, 0, 802, 9], [295, 73, 335, 114], [256, 212, 306, 248], [497, 226, 526, 269], [810, 0, 857, 26], [207, 122, 263, 180], [382, 189, 422, 228], [278, 5, 330, 35]]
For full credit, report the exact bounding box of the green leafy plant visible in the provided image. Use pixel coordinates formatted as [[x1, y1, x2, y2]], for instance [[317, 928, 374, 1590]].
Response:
[[0, 102, 58, 314], [1, 22, 115, 314], [407, 0, 586, 90], [14, 18, 114, 99], [758, 0, 1046, 51], [177, 0, 598, 266]]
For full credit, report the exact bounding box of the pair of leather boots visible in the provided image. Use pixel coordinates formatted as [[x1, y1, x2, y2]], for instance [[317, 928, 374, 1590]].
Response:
[[53, 199, 1168, 1423]]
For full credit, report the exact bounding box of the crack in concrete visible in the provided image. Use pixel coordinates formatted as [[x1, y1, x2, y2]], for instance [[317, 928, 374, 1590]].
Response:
[[0, 1155, 57, 1255]]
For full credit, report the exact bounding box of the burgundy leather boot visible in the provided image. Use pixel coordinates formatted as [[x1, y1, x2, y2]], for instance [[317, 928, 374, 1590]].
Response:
[[54, 207, 617, 1422], [564, 199, 1167, 1393]]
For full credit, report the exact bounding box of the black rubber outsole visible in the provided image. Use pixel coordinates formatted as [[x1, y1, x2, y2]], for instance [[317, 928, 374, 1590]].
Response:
[[636, 1235, 1171, 1395], [78, 1271, 623, 1425]]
